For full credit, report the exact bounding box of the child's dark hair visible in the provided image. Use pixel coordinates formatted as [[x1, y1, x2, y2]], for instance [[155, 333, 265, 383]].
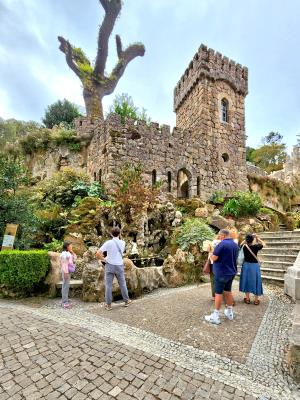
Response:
[[63, 241, 72, 251]]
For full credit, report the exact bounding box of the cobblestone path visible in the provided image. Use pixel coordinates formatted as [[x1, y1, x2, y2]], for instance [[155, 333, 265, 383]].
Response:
[[0, 285, 299, 400]]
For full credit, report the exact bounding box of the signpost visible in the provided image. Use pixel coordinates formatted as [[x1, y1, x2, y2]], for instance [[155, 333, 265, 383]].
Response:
[[1, 224, 18, 250]]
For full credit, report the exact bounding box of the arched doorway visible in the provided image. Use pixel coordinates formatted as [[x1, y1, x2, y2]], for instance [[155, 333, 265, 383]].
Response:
[[177, 169, 191, 199]]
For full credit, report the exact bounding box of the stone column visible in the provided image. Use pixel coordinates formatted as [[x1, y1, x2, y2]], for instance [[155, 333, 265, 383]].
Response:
[[284, 251, 300, 301]]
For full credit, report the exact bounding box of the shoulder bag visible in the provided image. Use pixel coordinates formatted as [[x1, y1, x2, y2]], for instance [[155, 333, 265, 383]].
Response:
[[203, 255, 212, 274]]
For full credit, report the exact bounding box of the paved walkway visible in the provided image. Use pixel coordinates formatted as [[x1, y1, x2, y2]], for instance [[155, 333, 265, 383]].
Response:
[[0, 283, 299, 400]]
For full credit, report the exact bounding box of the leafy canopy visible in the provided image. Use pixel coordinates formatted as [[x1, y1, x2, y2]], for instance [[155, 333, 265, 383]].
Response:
[[109, 93, 151, 124], [43, 99, 82, 128]]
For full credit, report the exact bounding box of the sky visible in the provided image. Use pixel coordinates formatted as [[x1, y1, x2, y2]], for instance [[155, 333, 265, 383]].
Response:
[[0, 0, 299, 152]]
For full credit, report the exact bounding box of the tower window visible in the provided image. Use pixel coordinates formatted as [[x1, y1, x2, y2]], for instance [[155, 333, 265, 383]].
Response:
[[221, 98, 229, 123], [222, 153, 229, 162], [93, 172, 97, 181], [197, 176, 200, 196], [152, 170, 157, 187], [167, 172, 172, 192], [99, 169, 102, 183]]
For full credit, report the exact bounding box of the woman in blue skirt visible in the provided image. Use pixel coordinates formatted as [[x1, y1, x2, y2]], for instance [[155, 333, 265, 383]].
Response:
[[239, 233, 266, 305]]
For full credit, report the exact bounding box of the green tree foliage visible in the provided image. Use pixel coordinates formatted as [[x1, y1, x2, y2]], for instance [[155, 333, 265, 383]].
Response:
[[246, 146, 255, 162], [175, 219, 215, 251], [109, 93, 151, 124], [262, 131, 283, 145], [0, 155, 37, 249], [0, 250, 50, 291], [251, 143, 287, 173], [0, 118, 40, 148], [221, 191, 262, 218], [42, 99, 82, 128]]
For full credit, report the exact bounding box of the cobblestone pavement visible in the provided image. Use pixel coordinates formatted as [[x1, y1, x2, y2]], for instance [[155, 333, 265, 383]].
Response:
[[0, 284, 299, 400]]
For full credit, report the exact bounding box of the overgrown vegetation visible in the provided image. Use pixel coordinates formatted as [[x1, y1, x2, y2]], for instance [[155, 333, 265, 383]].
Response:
[[175, 218, 215, 251], [248, 174, 299, 211], [208, 191, 225, 205], [113, 163, 160, 220], [0, 154, 38, 249], [221, 191, 262, 218], [109, 93, 151, 124], [0, 250, 50, 291]]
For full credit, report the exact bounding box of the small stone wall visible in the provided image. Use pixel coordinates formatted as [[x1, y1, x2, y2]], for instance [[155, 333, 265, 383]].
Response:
[[287, 302, 300, 383]]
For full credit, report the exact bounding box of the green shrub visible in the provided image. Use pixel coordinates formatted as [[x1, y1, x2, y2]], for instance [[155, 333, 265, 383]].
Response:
[[43, 238, 63, 252], [208, 191, 225, 205], [175, 218, 215, 251], [0, 250, 50, 291], [221, 192, 262, 218], [259, 207, 275, 215]]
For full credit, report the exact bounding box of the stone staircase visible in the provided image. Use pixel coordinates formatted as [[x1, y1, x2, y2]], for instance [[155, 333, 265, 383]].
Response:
[[257, 230, 300, 284]]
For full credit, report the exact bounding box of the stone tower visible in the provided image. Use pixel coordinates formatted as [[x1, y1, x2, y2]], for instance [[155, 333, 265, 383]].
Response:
[[173, 44, 249, 197]]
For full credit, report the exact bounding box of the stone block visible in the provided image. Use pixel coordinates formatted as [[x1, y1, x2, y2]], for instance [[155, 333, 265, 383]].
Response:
[[284, 252, 300, 301], [287, 302, 300, 382]]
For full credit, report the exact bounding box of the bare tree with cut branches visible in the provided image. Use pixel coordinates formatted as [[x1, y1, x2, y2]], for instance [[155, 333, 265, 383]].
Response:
[[58, 0, 145, 119]]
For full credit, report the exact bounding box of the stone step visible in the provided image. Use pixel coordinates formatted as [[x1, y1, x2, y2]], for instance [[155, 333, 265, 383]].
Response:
[[260, 247, 300, 256], [262, 237, 300, 243], [260, 260, 291, 270], [259, 254, 297, 263], [258, 231, 300, 239], [260, 268, 286, 278], [263, 241, 300, 248], [56, 280, 83, 289], [237, 272, 284, 283]]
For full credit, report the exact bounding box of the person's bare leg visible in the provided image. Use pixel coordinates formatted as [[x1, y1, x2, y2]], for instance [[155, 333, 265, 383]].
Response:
[[245, 292, 250, 301], [215, 294, 223, 310], [224, 291, 233, 306]]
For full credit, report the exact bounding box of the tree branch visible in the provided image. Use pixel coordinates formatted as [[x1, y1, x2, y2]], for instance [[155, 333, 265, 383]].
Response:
[[94, 0, 122, 77], [116, 34, 122, 58], [58, 36, 81, 78], [103, 42, 145, 95]]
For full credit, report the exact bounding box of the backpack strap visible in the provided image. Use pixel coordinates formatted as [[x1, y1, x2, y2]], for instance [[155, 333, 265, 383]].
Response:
[[113, 239, 124, 257], [244, 244, 259, 262]]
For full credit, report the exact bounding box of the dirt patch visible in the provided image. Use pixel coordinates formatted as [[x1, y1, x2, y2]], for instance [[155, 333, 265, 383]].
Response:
[[89, 281, 269, 363]]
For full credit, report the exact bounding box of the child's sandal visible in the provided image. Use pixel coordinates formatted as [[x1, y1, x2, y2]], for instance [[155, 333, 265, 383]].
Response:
[[244, 298, 250, 304], [254, 299, 260, 305]]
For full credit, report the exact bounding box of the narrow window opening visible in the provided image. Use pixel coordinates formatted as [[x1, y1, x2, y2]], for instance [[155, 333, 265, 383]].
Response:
[[167, 172, 172, 192], [221, 98, 229, 123], [222, 153, 229, 162], [93, 172, 97, 181], [197, 176, 200, 196], [152, 170, 157, 187], [99, 169, 102, 183]]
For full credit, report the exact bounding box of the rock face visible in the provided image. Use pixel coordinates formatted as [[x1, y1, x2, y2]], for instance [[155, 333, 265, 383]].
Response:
[[45, 252, 62, 297], [81, 250, 200, 302]]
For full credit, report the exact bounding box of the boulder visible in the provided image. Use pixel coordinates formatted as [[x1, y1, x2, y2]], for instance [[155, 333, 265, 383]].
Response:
[[195, 207, 209, 218], [45, 252, 61, 297], [162, 255, 184, 287], [64, 233, 87, 256], [82, 260, 104, 302], [137, 267, 167, 292], [210, 215, 234, 230]]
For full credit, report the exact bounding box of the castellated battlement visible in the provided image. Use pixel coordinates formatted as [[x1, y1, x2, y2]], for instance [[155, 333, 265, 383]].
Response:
[[74, 114, 190, 141], [174, 44, 248, 112]]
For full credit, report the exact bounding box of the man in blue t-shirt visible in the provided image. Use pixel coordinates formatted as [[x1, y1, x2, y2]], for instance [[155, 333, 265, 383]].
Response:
[[205, 229, 238, 325]]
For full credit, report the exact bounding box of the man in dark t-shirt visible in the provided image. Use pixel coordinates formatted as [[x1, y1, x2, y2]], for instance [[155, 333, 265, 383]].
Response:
[[205, 229, 238, 325]]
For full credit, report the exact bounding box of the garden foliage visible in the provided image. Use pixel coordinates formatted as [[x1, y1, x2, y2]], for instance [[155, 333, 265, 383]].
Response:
[[175, 218, 215, 251], [42, 99, 81, 129], [0, 250, 50, 291], [221, 191, 262, 218]]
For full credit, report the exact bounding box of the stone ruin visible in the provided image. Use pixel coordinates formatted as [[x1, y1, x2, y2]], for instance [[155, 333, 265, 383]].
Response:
[[28, 44, 249, 200]]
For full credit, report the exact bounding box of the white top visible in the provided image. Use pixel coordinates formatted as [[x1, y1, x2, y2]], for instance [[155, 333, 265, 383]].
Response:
[[100, 238, 125, 266]]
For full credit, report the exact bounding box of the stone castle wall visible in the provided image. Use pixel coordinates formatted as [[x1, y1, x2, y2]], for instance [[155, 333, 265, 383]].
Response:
[[27, 44, 249, 199]]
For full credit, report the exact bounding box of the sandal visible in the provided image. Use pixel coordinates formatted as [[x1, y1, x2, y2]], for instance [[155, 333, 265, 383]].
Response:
[[244, 298, 250, 304], [124, 300, 132, 307], [105, 304, 112, 311], [254, 299, 260, 305]]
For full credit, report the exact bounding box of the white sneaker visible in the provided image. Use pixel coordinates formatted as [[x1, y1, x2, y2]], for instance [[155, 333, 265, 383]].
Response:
[[204, 312, 221, 325], [224, 307, 234, 320]]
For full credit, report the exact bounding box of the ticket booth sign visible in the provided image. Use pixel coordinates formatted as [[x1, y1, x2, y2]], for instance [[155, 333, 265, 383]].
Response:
[[1, 224, 18, 250]]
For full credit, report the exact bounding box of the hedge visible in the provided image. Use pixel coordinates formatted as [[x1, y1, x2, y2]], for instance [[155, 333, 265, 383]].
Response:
[[0, 250, 50, 291]]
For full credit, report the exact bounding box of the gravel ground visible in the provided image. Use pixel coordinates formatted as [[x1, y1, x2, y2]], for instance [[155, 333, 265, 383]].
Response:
[[89, 281, 269, 363]]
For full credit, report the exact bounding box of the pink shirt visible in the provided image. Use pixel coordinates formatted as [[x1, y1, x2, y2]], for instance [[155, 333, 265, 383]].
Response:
[[60, 251, 76, 274]]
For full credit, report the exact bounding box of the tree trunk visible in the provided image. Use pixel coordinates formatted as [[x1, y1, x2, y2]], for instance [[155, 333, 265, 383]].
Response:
[[83, 84, 104, 119]]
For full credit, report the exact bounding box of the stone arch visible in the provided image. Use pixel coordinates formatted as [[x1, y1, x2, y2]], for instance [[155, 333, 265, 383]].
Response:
[[177, 168, 191, 199]]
